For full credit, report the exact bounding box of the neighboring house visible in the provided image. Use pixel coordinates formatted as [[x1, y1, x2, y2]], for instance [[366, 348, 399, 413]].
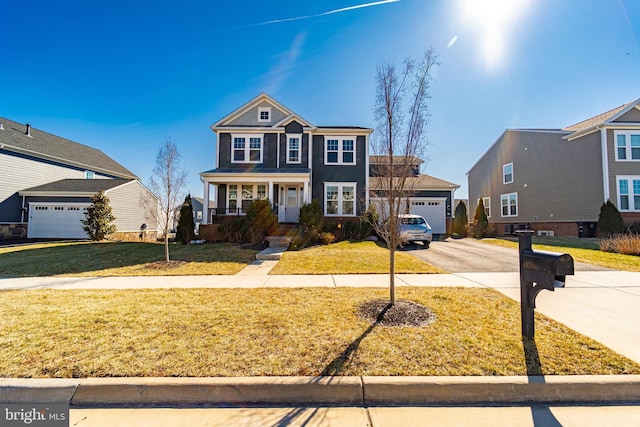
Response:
[[200, 93, 372, 225], [369, 156, 459, 236], [0, 118, 158, 240], [467, 98, 640, 237], [172, 196, 214, 234]]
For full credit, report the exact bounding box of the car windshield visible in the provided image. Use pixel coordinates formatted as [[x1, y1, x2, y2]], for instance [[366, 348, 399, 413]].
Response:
[[401, 217, 425, 225]]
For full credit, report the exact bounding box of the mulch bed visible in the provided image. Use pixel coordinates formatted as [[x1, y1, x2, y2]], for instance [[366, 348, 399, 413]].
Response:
[[357, 299, 436, 327]]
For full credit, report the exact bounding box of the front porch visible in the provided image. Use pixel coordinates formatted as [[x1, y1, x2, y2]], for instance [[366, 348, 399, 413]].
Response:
[[201, 169, 311, 225]]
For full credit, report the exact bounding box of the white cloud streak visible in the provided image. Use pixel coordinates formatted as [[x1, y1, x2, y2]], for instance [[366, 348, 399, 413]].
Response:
[[237, 0, 401, 29]]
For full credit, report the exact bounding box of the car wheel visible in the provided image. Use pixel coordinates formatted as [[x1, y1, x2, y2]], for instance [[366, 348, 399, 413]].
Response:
[[423, 242, 430, 249]]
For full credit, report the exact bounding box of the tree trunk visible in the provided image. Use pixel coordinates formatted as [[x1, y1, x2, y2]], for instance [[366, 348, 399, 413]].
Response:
[[389, 246, 396, 305], [164, 234, 170, 262]]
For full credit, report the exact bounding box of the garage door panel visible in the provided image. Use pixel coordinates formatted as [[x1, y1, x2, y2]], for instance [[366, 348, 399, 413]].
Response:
[[410, 199, 446, 234], [28, 204, 89, 239]]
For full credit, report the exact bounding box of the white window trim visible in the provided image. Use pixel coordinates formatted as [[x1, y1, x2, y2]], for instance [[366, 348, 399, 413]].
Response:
[[324, 136, 356, 165], [482, 196, 491, 218], [85, 170, 95, 179], [231, 134, 263, 164], [324, 182, 357, 217], [614, 130, 640, 161], [226, 183, 268, 214], [286, 134, 302, 164], [258, 107, 271, 123], [501, 192, 518, 217], [503, 162, 514, 184], [617, 175, 640, 212]]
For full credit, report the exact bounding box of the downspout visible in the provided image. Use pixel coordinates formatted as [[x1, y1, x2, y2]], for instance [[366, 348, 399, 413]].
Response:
[[365, 133, 370, 210], [599, 126, 610, 202], [308, 131, 313, 204], [21, 195, 26, 223]]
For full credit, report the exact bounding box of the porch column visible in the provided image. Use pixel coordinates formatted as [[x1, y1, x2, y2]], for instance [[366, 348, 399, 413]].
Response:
[[303, 180, 309, 203], [268, 180, 274, 204], [202, 180, 210, 224]]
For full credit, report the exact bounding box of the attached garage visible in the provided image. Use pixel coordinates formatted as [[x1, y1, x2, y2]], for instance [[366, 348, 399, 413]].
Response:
[[409, 198, 447, 234], [27, 203, 89, 239]]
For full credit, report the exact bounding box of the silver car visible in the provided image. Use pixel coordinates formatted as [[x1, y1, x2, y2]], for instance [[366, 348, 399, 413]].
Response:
[[398, 214, 432, 248]]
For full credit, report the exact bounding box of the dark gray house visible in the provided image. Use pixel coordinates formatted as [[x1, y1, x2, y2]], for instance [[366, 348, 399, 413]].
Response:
[[200, 94, 372, 224], [467, 98, 640, 236], [0, 118, 158, 240]]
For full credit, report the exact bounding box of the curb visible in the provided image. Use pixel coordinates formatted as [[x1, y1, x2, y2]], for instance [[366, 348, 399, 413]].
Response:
[[2, 375, 640, 406]]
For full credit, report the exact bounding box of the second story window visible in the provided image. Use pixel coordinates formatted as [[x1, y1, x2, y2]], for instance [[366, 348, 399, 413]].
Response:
[[325, 137, 356, 165], [503, 162, 513, 184], [85, 170, 95, 179], [287, 135, 301, 164], [615, 131, 640, 161], [232, 134, 263, 163]]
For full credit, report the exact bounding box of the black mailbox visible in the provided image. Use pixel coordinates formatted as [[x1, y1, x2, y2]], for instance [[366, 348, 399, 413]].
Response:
[[517, 230, 574, 339]]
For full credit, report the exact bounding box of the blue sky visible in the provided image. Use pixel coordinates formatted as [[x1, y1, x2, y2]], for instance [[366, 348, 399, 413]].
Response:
[[2, 0, 639, 200]]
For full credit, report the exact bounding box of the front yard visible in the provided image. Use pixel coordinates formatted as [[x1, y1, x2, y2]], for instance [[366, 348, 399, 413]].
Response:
[[0, 287, 637, 377], [0, 241, 258, 276]]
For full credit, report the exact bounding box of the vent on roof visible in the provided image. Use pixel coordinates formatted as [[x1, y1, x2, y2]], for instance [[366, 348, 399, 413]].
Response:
[[0, 123, 4, 130], [26, 124, 32, 137]]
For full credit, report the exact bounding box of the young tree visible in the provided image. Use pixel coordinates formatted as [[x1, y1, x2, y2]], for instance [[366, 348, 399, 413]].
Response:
[[145, 139, 188, 262], [598, 200, 624, 236], [453, 200, 468, 237], [176, 194, 196, 244], [82, 191, 117, 241], [365, 48, 438, 305], [472, 198, 490, 238]]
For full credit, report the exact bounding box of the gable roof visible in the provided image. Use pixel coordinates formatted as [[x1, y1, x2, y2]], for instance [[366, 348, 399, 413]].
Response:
[[211, 93, 316, 130], [19, 179, 134, 196], [562, 98, 640, 140], [0, 117, 137, 179], [370, 155, 425, 165], [369, 174, 459, 191]]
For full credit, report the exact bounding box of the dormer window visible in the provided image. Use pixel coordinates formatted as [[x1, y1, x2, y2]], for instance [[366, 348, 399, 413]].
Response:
[[258, 107, 271, 123]]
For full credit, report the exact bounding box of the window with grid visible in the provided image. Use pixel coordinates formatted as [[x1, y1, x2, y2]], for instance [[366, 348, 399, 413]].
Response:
[[503, 163, 513, 184], [324, 183, 356, 216], [618, 176, 640, 211], [325, 137, 356, 165], [501, 192, 517, 217], [615, 131, 640, 161], [231, 134, 263, 163], [287, 135, 301, 164]]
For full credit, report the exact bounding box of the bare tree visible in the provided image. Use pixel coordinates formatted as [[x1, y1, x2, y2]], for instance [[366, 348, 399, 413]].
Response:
[[367, 49, 438, 305], [144, 139, 188, 262]]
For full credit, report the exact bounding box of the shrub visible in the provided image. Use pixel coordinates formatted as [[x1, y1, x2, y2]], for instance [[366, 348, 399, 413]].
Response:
[[471, 199, 490, 238], [598, 201, 624, 236], [245, 199, 277, 245], [81, 191, 117, 241], [360, 204, 379, 239], [299, 200, 324, 230], [319, 232, 336, 245], [176, 194, 196, 244], [217, 217, 247, 243], [453, 201, 468, 238], [599, 234, 640, 256], [626, 222, 640, 235]]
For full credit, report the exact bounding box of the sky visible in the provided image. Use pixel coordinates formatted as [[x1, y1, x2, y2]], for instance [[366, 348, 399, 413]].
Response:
[[2, 0, 640, 200]]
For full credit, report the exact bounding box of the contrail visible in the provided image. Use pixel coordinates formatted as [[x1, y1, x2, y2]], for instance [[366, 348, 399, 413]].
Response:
[[237, 0, 401, 29]]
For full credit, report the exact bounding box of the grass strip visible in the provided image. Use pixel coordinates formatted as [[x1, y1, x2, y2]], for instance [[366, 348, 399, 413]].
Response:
[[0, 287, 636, 378]]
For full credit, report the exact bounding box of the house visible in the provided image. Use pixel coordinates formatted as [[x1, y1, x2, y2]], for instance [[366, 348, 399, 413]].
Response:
[[0, 118, 158, 240], [369, 156, 459, 236], [467, 98, 640, 237], [200, 94, 372, 225]]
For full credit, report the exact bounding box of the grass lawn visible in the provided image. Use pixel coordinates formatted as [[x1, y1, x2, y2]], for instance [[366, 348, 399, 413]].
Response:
[[0, 242, 258, 277], [270, 240, 444, 275], [482, 237, 640, 272], [0, 287, 637, 378]]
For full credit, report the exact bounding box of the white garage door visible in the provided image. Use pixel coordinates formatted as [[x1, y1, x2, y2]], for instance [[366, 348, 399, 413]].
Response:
[[27, 204, 89, 239], [410, 198, 446, 234]]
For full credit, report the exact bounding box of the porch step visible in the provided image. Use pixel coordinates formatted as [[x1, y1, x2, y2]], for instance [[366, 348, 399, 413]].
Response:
[[264, 235, 292, 248], [270, 224, 299, 237]]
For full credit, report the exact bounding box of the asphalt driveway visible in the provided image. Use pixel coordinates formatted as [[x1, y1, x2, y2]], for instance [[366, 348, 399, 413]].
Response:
[[405, 238, 611, 273]]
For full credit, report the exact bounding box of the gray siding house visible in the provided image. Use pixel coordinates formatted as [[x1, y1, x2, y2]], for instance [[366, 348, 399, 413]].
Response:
[[0, 118, 158, 240], [467, 98, 640, 236], [200, 94, 372, 224]]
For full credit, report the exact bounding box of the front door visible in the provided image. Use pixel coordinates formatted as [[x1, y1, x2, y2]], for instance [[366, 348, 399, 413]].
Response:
[[285, 186, 299, 223]]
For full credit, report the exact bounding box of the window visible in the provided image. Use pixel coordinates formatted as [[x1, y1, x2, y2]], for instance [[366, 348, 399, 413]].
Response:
[[618, 176, 640, 211], [85, 170, 95, 179], [227, 184, 268, 214], [482, 197, 491, 218], [324, 183, 356, 216], [287, 134, 301, 164], [615, 131, 640, 161], [258, 107, 271, 122], [503, 163, 513, 184], [325, 137, 356, 165], [501, 192, 518, 217], [231, 134, 263, 163], [196, 211, 203, 220]]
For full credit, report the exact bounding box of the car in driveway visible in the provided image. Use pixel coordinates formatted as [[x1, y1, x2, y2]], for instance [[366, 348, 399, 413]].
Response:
[[399, 214, 432, 248]]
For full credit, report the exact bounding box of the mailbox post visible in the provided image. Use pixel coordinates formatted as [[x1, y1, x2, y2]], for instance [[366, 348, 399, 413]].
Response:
[[517, 230, 574, 339]]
